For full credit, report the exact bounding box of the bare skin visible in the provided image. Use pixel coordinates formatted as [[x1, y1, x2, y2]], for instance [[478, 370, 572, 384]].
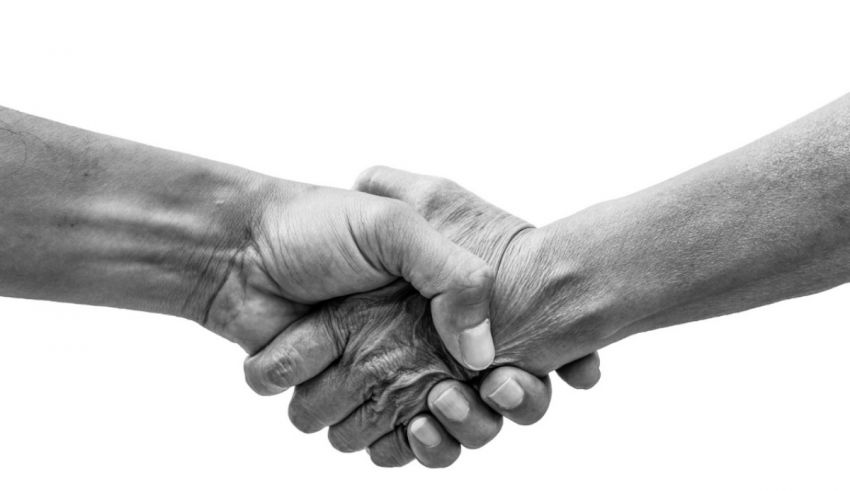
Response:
[[247, 93, 850, 466], [243, 178, 602, 466], [0, 106, 600, 468]]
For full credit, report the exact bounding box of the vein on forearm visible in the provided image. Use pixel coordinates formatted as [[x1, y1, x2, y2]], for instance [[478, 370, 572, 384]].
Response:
[[0, 106, 261, 320]]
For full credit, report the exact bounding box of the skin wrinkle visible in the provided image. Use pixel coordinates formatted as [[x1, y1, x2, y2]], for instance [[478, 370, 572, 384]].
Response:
[[0, 107, 548, 469], [205, 184, 275, 301], [345, 210, 381, 277], [329, 284, 468, 384], [491, 230, 611, 371], [286, 180, 576, 440], [314, 283, 471, 430], [0, 108, 274, 323], [312, 103, 850, 435], [68, 196, 251, 323], [197, 242, 248, 327], [3, 93, 848, 466]]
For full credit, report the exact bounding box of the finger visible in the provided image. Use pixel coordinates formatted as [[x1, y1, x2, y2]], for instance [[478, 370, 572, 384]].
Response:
[[480, 366, 552, 426], [367, 427, 415, 468], [327, 375, 438, 452], [407, 415, 461, 468], [242, 311, 342, 396], [556, 352, 601, 389], [427, 380, 502, 449], [358, 198, 495, 371], [327, 401, 396, 453], [288, 362, 369, 434], [355, 165, 451, 218]]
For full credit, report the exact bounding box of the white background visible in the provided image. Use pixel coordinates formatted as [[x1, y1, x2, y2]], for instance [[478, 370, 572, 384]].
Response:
[[1, 1, 849, 489]]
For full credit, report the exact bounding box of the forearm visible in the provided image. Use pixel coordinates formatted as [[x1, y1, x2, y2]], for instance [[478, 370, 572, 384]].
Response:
[[605, 94, 850, 336], [0, 107, 283, 322], [496, 94, 850, 371]]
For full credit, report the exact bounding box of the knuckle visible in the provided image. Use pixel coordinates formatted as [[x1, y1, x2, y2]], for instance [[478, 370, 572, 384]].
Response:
[[467, 262, 495, 289], [421, 176, 457, 196], [353, 165, 386, 191], [375, 371, 445, 426], [243, 352, 294, 396], [314, 304, 352, 359], [264, 346, 301, 390], [358, 347, 404, 385], [415, 178, 457, 216], [453, 262, 495, 295]]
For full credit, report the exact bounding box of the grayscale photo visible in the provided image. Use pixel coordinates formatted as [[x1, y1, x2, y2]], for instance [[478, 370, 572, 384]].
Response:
[[1, 1, 849, 490]]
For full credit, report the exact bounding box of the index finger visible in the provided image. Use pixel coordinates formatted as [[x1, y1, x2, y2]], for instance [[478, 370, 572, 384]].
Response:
[[243, 311, 342, 396]]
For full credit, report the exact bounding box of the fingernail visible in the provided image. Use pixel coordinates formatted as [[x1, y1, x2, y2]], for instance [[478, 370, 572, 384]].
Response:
[[433, 387, 470, 422], [409, 418, 441, 448], [459, 319, 495, 370], [488, 376, 524, 410]]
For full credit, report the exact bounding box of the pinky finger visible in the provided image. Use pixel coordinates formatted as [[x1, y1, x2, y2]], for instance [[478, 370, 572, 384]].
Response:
[[556, 352, 602, 389], [407, 415, 461, 468], [367, 427, 415, 468]]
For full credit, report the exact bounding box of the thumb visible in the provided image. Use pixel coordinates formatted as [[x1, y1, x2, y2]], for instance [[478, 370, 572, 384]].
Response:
[[359, 199, 496, 371]]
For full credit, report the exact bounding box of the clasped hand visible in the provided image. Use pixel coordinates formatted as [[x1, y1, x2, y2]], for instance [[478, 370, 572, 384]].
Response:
[[204, 167, 602, 468], [6, 97, 849, 471]]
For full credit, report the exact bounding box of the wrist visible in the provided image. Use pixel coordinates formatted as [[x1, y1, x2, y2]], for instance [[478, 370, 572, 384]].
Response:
[[156, 165, 281, 324], [0, 107, 307, 342], [490, 212, 640, 374], [76, 153, 283, 324]]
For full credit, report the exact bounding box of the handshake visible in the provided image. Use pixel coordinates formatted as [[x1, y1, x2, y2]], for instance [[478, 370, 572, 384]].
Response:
[[217, 166, 609, 468], [3, 95, 850, 468]]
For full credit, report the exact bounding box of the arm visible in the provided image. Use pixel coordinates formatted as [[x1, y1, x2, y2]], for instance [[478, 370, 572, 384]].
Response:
[[0, 106, 562, 469], [0, 106, 496, 363], [255, 94, 848, 467], [494, 92, 850, 371], [0, 106, 270, 321]]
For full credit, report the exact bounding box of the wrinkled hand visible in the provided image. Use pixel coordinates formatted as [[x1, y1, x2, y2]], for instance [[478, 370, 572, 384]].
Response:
[[244, 170, 602, 467], [354, 168, 603, 385]]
